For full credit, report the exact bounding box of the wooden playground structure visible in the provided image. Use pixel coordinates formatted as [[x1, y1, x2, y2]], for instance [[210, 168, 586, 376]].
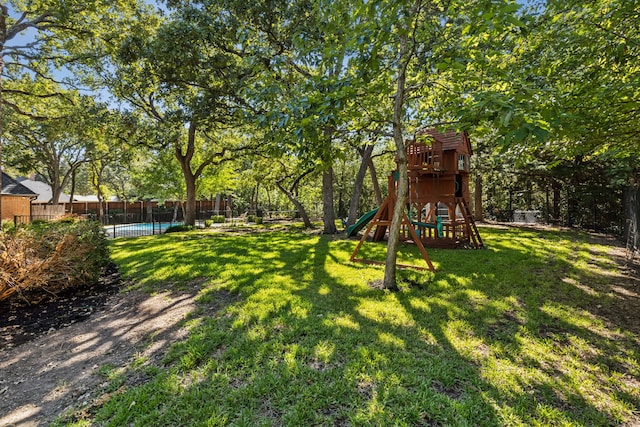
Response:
[[349, 129, 483, 271]]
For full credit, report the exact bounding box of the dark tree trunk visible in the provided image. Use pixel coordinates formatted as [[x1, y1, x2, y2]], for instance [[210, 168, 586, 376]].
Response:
[[183, 171, 197, 226], [368, 156, 383, 206], [250, 185, 256, 215], [51, 170, 63, 205], [347, 145, 374, 227], [69, 170, 76, 214], [175, 122, 198, 226], [553, 180, 561, 222], [322, 166, 337, 234]]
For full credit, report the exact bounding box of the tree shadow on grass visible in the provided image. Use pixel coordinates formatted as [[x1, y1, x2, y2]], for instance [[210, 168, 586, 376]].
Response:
[[94, 232, 500, 425], [94, 227, 639, 425], [404, 226, 640, 425]]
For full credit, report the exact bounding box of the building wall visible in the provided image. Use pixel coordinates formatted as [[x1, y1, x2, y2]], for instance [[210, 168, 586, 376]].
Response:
[[1, 195, 31, 221]]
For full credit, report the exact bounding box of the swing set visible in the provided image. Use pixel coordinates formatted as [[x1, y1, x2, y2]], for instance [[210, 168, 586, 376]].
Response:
[[350, 129, 483, 272]]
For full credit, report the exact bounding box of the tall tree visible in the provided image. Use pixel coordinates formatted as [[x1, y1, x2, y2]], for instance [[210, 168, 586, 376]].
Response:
[[344, 0, 530, 288], [103, 5, 254, 226], [4, 92, 107, 204], [0, 0, 149, 221]]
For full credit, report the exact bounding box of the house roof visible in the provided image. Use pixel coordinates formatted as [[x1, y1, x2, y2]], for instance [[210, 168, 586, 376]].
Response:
[[15, 177, 53, 202], [15, 177, 73, 203], [2, 172, 38, 196], [73, 195, 100, 202]]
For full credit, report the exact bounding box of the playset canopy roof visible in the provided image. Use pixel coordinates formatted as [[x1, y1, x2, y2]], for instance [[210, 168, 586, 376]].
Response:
[[416, 129, 472, 155]]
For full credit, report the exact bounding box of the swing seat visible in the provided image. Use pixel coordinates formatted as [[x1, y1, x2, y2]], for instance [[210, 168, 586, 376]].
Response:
[[411, 216, 444, 238]]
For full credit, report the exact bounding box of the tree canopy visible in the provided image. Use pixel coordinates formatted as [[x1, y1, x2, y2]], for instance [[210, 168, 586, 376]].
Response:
[[1, 0, 638, 285]]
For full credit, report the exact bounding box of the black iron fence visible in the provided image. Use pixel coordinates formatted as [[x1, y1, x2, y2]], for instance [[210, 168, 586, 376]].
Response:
[[103, 219, 182, 239], [8, 214, 181, 239], [8, 207, 315, 238]]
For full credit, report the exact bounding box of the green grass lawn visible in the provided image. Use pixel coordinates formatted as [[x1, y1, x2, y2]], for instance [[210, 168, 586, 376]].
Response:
[[61, 225, 639, 426]]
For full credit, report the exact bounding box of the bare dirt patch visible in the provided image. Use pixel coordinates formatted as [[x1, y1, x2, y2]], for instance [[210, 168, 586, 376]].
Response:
[[0, 266, 197, 427]]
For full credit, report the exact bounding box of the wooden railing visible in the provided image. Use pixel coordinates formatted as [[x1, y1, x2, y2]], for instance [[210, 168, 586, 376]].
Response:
[[405, 141, 443, 171]]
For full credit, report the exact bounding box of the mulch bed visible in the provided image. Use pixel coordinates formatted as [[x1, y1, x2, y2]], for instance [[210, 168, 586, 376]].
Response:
[[0, 263, 122, 350]]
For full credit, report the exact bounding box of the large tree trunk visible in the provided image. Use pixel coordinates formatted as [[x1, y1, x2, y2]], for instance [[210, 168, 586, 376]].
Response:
[[322, 166, 337, 234], [347, 145, 374, 227], [50, 167, 66, 206], [383, 33, 411, 291], [175, 122, 198, 226], [183, 172, 197, 226]]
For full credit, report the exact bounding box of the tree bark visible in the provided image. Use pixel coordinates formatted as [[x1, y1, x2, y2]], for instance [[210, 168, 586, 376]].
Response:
[[368, 156, 383, 206], [175, 122, 198, 226], [383, 32, 411, 291], [322, 166, 337, 233], [183, 170, 197, 225], [69, 170, 76, 213], [347, 145, 374, 227], [51, 172, 64, 206]]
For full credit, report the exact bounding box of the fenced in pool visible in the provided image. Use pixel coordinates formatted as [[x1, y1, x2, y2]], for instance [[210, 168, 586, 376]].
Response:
[[104, 221, 182, 238]]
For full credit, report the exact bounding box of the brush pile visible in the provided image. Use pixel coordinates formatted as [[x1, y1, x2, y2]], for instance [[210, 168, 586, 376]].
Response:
[[0, 219, 109, 304]]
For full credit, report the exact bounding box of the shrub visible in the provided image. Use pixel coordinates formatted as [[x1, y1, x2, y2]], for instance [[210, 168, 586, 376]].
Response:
[[1, 220, 15, 232], [204, 219, 214, 227], [246, 215, 255, 223], [0, 219, 110, 303], [165, 224, 195, 233], [255, 216, 263, 224], [211, 215, 225, 223]]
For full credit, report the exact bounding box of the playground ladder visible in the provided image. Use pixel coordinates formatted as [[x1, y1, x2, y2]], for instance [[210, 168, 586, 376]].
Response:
[[458, 198, 484, 248]]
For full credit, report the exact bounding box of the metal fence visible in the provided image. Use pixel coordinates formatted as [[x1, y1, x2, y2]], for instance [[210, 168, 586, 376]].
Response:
[[8, 207, 314, 238], [103, 220, 182, 239], [8, 214, 181, 239]]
